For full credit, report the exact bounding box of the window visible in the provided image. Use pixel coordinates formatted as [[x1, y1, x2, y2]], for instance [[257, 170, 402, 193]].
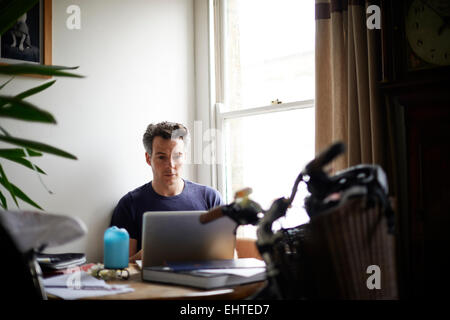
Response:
[[212, 0, 315, 237]]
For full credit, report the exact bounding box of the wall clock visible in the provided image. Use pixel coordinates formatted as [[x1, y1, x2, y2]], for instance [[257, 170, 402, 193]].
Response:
[[404, 0, 450, 70]]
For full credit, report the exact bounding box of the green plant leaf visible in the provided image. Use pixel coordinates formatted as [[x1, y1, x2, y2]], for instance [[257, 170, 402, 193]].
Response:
[[0, 148, 41, 158], [0, 175, 43, 210], [15, 80, 56, 100], [0, 164, 19, 207], [0, 135, 77, 160], [0, 126, 10, 136], [0, 149, 46, 173], [39, 65, 80, 70], [0, 154, 46, 174], [0, 148, 27, 158], [0, 190, 7, 209], [0, 96, 56, 123], [0, 131, 43, 158], [0, 64, 84, 78], [0, 77, 15, 91], [25, 148, 43, 157], [0, 0, 40, 36], [0, 126, 42, 157]]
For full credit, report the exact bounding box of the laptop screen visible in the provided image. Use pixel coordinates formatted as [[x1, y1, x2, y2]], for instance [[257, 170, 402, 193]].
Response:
[[142, 211, 236, 267]]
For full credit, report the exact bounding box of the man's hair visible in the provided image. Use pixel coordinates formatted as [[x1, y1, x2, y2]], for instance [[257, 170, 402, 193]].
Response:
[[143, 121, 189, 155]]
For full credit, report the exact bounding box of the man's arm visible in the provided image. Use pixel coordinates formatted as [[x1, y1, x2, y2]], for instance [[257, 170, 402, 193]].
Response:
[[236, 238, 262, 260], [129, 238, 143, 262], [129, 238, 137, 257]]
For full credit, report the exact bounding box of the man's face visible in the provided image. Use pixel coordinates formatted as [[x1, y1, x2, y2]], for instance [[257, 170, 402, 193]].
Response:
[[146, 136, 185, 186]]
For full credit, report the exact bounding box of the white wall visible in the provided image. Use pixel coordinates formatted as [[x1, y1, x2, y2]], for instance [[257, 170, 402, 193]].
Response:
[[0, 0, 195, 262]]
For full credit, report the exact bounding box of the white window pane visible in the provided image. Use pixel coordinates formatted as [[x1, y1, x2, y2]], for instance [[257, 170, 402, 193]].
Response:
[[225, 0, 315, 110], [223, 107, 314, 237]]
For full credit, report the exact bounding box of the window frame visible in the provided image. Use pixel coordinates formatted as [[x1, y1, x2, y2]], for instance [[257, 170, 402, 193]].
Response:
[[208, 0, 316, 205], [215, 100, 315, 203]]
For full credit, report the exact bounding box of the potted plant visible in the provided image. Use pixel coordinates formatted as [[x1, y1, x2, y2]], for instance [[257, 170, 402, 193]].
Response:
[[0, 0, 84, 210]]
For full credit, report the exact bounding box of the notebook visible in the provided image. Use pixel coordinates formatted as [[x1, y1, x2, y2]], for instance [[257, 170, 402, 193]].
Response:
[[142, 258, 266, 289], [36, 253, 86, 270]]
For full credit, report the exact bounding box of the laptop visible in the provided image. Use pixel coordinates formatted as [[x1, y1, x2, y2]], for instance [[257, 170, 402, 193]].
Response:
[[141, 211, 236, 268]]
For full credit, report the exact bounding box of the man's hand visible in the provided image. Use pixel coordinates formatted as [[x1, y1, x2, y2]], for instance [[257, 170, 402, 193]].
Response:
[[129, 249, 142, 262]]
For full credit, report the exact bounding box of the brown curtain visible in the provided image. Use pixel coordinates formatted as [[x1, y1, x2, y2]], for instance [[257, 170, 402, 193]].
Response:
[[315, 0, 387, 173], [314, 1, 400, 299]]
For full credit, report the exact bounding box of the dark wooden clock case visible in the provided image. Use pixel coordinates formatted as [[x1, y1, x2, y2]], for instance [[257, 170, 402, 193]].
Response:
[[379, 0, 450, 299]]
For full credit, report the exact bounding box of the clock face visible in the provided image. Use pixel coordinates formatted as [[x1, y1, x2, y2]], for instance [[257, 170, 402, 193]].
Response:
[[405, 0, 450, 66]]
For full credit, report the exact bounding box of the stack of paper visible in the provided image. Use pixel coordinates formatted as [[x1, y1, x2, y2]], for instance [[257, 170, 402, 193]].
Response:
[[37, 253, 86, 270], [135, 260, 142, 269], [43, 271, 134, 300]]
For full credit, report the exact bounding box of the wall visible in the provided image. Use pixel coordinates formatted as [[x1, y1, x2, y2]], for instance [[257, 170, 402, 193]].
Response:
[[0, 0, 195, 262]]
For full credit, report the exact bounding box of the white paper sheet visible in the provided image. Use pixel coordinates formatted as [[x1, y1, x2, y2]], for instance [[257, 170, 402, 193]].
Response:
[[43, 271, 134, 300]]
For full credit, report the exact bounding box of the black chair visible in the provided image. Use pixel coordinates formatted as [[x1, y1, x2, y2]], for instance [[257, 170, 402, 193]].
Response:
[[0, 220, 46, 300]]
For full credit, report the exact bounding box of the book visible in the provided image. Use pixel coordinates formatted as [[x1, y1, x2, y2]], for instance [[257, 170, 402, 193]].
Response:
[[164, 258, 265, 272], [42, 263, 96, 278], [142, 258, 266, 289], [37, 253, 86, 270]]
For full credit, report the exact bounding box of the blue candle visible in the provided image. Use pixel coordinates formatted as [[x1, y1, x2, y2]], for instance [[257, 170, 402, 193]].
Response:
[[104, 226, 129, 269]]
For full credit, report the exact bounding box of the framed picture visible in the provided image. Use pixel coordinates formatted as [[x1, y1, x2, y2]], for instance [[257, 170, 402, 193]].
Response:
[[0, 0, 52, 76]]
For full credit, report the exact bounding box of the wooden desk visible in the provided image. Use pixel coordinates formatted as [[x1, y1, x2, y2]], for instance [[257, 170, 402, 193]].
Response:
[[48, 263, 266, 300]]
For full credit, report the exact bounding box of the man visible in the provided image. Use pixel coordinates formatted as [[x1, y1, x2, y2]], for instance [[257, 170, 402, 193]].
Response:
[[110, 121, 223, 261]]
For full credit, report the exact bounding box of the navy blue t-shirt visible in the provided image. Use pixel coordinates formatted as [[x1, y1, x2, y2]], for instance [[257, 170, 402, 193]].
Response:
[[110, 179, 224, 251]]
